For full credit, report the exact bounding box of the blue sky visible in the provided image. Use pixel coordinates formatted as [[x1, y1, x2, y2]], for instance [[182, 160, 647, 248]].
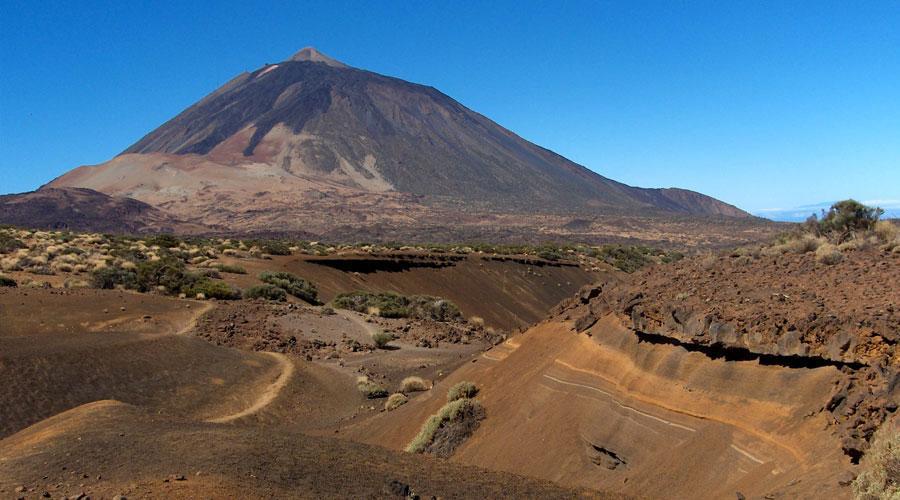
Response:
[[1, 1, 898, 213]]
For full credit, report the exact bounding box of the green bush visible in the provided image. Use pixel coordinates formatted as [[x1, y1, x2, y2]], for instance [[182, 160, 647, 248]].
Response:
[[135, 256, 197, 293], [405, 398, 484, 454], [184, 279, 242, 300], [144, 234, 182, 249], [372, 331, 394, 349], [213, 263, 247, 274], [260, 241, 292, 256], [589, 245, 655, 273], [259, 271, 318, 303], [0, 234, 25, 254], [537, 248, 563, 261], [91, 266, 138, 290], [244, 284, 287, 301], [447, 381, 479, 402], [812, 199, 884, 242], [332, 291, 461, 321], [0, 275, 17, 287]]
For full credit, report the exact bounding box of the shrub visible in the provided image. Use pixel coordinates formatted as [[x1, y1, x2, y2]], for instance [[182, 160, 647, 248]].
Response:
[[589, 245, 654, 273], [787, 235, 823, 254], [197, 268, 222, 279], [385, 393, 409, 411], [135, 256, 197, 293], [537, 248, 563, 261], [357, 376, 389, 399], [260, 241, 292, 256], [814, 199, 884, 241], [91, 266, 137, 289], [874, 220, 898, 243], [400, 376, 430, 393], [213, 263, 247, 274], [244, 284, 287, 301], [0, 275, 16, 287], [815, 243, 843, 265], [0, 234, 25, 254], [332, 291, 462, 322], [259, 271, 319, 303], [184, 279, 242, 300], [144, 234, 181, 249], [372, 331, 394, 349], [447, 381, 479, 402], [852, 425, 900, 499], [405, 398, 485, 454]]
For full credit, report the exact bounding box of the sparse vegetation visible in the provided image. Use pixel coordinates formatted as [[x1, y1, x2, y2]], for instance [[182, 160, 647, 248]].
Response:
[[372, 330, 394, 349], [815, 243, 843, 265], [405, 387, 485, 456], [385, 393, 409, 411], [211, 263, 247, 274], [244, 284, 287, 301], [91, 266, 138, 289], [852, 424, 900, 500], [0, 233, 24, 254], [259, 271, 319, 303], [357, 376, 389, 399], [332, 291, 462, 321], [447, 381, 479, 402], [760, 200, 897, 261], [144, 233, 182, 249], [588, 245, 681, 273], [806, 199, 884, 242], [400, 376, 430, 393], [183, 279, 242, 300], [875, 220, 898, 244]]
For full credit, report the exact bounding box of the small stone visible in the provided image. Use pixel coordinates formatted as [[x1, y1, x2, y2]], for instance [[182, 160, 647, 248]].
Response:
[[14, 486, 26, 493]]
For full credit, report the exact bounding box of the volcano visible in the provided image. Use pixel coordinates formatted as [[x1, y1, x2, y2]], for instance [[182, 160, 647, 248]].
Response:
[[41, 47, 753, 242]]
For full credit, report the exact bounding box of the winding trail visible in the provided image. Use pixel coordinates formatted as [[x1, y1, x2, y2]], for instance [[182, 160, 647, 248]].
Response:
[[172, 301, 297, 424], [206, 352, 295, 424]]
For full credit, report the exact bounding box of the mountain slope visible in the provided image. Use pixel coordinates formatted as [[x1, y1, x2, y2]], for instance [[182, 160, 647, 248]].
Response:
[[59, 48, 745, 216], [40, 48, 763, 243], [0, 187, 201, 234]]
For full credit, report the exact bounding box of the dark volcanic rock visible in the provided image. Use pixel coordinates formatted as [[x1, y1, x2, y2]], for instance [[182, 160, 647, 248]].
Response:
[[0, 187, 193, 234], [118, 48, 748, 218]]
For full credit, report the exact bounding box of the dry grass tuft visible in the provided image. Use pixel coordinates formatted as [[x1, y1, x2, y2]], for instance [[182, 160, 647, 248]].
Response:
[[400, 376, 431, 393], [853, 424, 900, 500], [815, 243, 843, 265], [385, 393, 409, 411]]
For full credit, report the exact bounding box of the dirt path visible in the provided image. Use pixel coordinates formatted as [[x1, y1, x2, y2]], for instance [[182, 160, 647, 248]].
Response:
[[172, 301, 297, 424], [175, 301, 215, 335], [206, 352, 295, 424]]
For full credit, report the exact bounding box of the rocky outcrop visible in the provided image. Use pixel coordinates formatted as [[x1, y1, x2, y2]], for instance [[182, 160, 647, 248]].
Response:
[[556, 247, 900, 460]]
